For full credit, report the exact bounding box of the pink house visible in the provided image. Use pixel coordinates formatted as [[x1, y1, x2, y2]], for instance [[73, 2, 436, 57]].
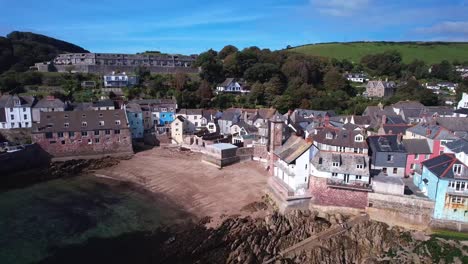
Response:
[[402, 139, 433, 176], [404, 124, 459, 176]]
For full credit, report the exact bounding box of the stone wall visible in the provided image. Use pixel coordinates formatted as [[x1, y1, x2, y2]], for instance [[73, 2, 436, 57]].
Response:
[[236, 147, 253, 162], [253, 144, 268, 161], [430, 219, 468, 232], [309, 176, 369, 209], [367, 192, 434, 230]]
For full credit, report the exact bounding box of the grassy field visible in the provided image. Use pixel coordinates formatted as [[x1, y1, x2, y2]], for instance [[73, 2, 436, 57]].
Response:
[[290, 42, 468, 64], [431, 229, 468, 241]]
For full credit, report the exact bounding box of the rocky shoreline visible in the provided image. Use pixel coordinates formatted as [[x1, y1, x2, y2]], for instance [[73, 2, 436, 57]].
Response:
[[39, 204, 468, 264]]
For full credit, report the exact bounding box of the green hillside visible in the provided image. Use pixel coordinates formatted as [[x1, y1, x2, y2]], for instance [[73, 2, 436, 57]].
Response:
[[290, 42, 468, 64]]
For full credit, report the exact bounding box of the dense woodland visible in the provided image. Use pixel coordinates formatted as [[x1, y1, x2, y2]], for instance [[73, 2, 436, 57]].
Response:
[[1, 32, 468, 114]]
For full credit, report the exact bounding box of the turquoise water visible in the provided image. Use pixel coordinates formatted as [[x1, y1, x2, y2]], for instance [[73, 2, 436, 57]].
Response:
[[0, 176, 167, 264]]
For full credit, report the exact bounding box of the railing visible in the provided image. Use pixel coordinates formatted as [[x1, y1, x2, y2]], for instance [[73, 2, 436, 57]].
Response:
[[447, 187, 468, 196], [275, 161, 295, 177], [326, 178, 372, 191]]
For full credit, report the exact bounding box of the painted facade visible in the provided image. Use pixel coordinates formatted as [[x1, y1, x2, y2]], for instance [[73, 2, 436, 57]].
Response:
[[125, 103, 144, 139], [0, 95, 35, 129]]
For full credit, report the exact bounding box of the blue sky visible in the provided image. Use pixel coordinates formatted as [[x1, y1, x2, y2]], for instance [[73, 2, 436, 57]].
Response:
[[1, 0, 468, 54]]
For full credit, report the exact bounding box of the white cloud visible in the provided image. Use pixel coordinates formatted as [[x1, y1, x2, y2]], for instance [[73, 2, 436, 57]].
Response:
[[311, 0, 371, 16], [415, 21, 468, 35]]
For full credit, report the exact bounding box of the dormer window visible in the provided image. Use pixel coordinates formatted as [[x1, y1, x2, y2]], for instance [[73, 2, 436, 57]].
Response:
[[99, 121, 105, 126], [355, 135, 364, 142], [82, 114, 86, 118], [64, 114, 69, 118], [326, 132, 333, 139], [99, 113, 103, 117], [64, 123, 69, 128], [115, 120, 121, 125], [82, 122, 87, 127], [453, 164, 462, 175]]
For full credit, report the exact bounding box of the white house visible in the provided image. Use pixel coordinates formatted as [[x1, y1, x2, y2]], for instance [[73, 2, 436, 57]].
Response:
[[216, 78, 250, 93], [176, 109, 203, 133], [272, 135, 313, 196], [345, 73, 369, 83], [103, 72, 138, 88], [457, 93, 468, 109], [0, 95, 35, 129]]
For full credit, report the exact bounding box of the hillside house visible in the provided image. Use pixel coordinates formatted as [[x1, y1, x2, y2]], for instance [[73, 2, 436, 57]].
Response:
[[365, 80, 396, 98], [177, 109, 203, 132], [216, 78, 250, 93], [0, 95, 35, 129], [103, 72, 138, 88], [218, 110, 241, 135], [345, 73, 369, 83], [405, 123, 458, 157], [402, 138, 433, 177], [170, 116, 190, 144]]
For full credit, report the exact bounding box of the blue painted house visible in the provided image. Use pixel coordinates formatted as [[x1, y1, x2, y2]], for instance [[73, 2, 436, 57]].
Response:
[[125, 103, 144, 139], [414, 153, 468, 223], [131, 99, 177, 134]]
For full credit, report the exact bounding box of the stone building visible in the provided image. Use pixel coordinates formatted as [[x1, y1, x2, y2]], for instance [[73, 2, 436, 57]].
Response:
[[366, 80, 396, 98], [31, 110, 133, 159]]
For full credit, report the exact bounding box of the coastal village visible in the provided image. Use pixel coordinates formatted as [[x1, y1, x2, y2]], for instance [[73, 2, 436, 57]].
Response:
[[1, 53, 468, 236]]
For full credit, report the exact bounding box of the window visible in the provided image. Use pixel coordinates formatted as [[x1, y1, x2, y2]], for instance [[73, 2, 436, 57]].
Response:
[[382, 168, 387, 173], [114, 129, 120, 134], [64, 123, 69, 128], [453, 164, 462, 175], [105, 130, 111, 135], [356, 164, 364, 169], [82, 122, 87, 127], [425, 154, 430, 160], [354, 135, 363, 142], [82, 114, 86, 118], [326, 132, 333, 139], [393, 168, 398, 174], [95, 138, 100, 143], [332, 162, 339, 167], [57, 132, 64, 138], [94, 130, 100, 136], [99, 121, 105, 126], [318, 158, 323, 165], [338, 146, 345, 152], [23, 114, 27, 119], [387, 155, 394, 162], [45, 132, 53, 139], [450, 196, 466, 205], [81, 131, 88, 137], [23, 108, 26, 112], [356, 175, 362, 180], [410, 164, 415, 170], [69, 131, 75, 137], [88, 139, 92, 144], [115, 120, 121, 125], [64, 114, 69, 118], [305, 164, 308, 170], [61, 140, 65, 145], [99, 113, 103, 117], [415, 154, 419, 159], [332, 172, 338, 177], [10, 115, 14, 120], [439, 151, 444, 155]]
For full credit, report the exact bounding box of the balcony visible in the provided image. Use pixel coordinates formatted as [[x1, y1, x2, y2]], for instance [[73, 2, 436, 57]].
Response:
[[447, 187, 468, 197], [326, 178, 373, 192], [275, 161, 295, 177]]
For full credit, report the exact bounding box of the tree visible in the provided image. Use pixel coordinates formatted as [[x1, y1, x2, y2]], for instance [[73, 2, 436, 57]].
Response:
[[248, 82, 265, 105], [264, 76, 285, 106], [323, 68, 348, 92], [430, 60, 453, 81], [281, 55, 324, 85], [243, 63, 280, 83], [218, 45, 238, 60], [403, 59, 428, 80], [0, 73, 20, 93], [195, 49, 224, 83], [197, 80, 213, 107], [361, 50, 402, 77]]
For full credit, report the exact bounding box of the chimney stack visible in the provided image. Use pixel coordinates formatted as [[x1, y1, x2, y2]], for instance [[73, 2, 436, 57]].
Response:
[[324, 114, 330, 127]]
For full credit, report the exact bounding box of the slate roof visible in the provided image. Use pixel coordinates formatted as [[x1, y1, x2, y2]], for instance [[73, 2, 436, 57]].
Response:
[[382, 124, 411, 135], [32, 109, 129, 133], [178, 108, 203, 115], [0, 95, 35, 108], [274, 135, 312, 164], [401, 108, 425, 120], [312, 127, 368, 149], [311, 152, 370, 177], [444, 138, 468, 154], [385, 116, 407, 124], [407, 123, 458, 140], [233, 120, 258, 134], [218, 78, 245, 87], [368, 135, 406, 153], [436, 117, 468, 133], [220, 111, 241, 122], [392, 101, 425, 110], [422, 154, 468, 180], [125, 103, 142, 113], [33, 97, 65, 109], [93, 99, 115, 108], [425, 106, 455, 116], [402, 139, 431, 154]]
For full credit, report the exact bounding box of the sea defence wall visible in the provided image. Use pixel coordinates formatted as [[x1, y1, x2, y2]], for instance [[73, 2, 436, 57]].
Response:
[[366, 192, 434, 230], [0, 144, 51, 175]]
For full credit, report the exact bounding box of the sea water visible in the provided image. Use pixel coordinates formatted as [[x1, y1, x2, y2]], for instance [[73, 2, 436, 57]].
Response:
[[0, 175, 164, 264]]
